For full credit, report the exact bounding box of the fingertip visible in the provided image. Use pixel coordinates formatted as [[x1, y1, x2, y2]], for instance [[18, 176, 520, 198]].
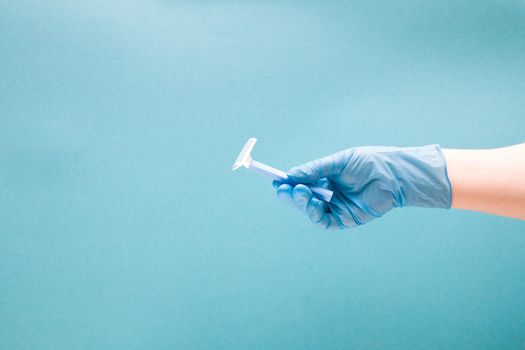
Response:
[[292, 184, 312, 196], [292, 184, 313, 212], [276, 183, 294, 207], [276, 183, 293, 196]]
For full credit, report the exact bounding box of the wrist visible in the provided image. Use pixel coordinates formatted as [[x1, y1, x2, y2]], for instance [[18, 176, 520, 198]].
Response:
[[442, 145, 525, 219]]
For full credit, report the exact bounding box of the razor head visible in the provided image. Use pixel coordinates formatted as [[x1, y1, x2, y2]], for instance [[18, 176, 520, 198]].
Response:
[[232, 138, 257, 170]]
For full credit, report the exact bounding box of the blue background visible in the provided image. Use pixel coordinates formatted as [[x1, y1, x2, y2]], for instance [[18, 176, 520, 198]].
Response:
[[1, 1, 525, 349]]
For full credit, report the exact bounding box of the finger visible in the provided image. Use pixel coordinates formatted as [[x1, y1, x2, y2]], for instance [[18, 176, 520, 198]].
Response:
[[292, 184, 313, 213], [306, 198, 348, 230], [287, 150, 350, 183], [329, 198, 360, 228], [306, 197, 329, 227], [275, 183, 295, 208], [324, 213, 348, 230], [293, 185, 347, 230]]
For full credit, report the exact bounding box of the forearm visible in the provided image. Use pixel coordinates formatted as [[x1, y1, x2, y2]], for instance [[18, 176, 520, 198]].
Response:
[[442, 144, 525, 220]]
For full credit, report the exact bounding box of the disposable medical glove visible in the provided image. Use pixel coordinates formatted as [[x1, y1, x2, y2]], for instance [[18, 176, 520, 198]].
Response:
[[273, 145, 452, 229]]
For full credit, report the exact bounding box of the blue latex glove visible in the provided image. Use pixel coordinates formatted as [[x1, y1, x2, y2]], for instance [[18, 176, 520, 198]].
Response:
[[273, 145, 452, 229]]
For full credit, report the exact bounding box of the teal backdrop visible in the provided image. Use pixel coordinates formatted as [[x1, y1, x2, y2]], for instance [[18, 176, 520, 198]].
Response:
[[1, 1, 525, 349]]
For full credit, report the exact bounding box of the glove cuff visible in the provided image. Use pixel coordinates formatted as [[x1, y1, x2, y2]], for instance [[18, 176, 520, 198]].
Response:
[[391, 144, 453, 209]]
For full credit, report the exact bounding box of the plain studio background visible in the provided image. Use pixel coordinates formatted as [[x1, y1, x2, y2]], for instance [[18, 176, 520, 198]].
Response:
[[1, 1, 525, 349]]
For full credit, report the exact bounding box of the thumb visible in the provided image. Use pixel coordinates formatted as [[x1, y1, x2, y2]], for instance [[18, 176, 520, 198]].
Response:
[[287, 152, 348, 183]]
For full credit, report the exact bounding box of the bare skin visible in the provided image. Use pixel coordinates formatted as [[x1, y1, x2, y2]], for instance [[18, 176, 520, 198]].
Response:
[[442, 144, 525, 220]]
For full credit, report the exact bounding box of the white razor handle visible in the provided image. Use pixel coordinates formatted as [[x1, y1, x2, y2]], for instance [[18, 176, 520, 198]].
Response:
[[232, 138, 333, 203]]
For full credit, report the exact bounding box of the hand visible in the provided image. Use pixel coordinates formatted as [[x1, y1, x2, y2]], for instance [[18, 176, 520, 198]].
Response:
[[273, 145, 452, 230]]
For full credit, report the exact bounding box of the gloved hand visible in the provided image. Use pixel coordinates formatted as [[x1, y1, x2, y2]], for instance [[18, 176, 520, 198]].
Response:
[[273, 145, 452, 229]]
